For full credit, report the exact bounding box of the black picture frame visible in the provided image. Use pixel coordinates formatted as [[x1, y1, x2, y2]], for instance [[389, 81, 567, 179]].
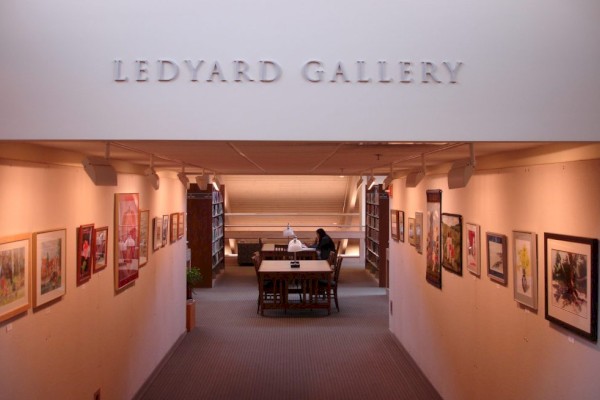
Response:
[[544, 233, 598, 342]]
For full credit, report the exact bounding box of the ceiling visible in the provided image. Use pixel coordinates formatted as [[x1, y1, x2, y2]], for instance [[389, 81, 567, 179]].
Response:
[[26, 140, 545, 176]]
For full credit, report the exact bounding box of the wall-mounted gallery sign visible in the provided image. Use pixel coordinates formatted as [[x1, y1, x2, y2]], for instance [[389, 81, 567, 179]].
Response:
[[113, 59, 463, 84]]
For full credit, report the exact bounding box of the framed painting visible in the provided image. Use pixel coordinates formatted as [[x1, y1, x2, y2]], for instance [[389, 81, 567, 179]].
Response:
[[442, 213, 462, 276], [425, 190, 441, 288], [408, 218, 416, 246], [178, 212, 185, 240], [93, 226, 108, 273], [139, 210, 149, 267], [390, 210, 400, 241], [153, 216, 162, 251], [486, 232, 508, 285], [513, 231, 537, 309], [76, 224, 94, 286], [399, 210, 405, 243], [544, 233, 598, 342], [161, 214, 169, 247], [33, 229, 66, 307], [0, 234, 31, 322], [465, 223, 481, 276], [170, 213, 178, 243], [415, 211, 423, 255], [114, 193, 140, 290]]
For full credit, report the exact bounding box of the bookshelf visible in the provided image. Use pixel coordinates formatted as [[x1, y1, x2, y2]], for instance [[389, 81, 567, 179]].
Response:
[[186, 183, 225, 288], [365, 184, 389, 288]]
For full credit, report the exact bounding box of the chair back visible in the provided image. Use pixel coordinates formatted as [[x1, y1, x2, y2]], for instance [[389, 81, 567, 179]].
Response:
[[327, 251, 337, 266], [252, 253, 262, 280], [333, 256, 343, 282]]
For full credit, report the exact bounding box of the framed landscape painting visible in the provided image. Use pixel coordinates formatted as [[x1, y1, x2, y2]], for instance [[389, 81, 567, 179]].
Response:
[[153, 216, 162, 251], [114, 193, 139, 290], [390, 210, 400, 241], [486, 232, 508, 285], [442, 213, 462, 276], [425, 190, 441, 288], [93, 226, 108, 273], [465, 223, 481, 276], [0, 234, 31, 322], [76, 224, 94, 286], [513, 231, 537, 310], [139, 210, 149, 267], [544, 233, 598, 342], [33, 229, 66, 307]]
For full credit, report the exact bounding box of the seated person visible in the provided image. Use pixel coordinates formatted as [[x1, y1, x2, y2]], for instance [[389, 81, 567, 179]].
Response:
[[310, 228, 336, 261]]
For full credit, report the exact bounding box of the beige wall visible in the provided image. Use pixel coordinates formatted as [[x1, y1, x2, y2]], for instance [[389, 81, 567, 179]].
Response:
[[0, 163, 187, 399], [389, 156, 600, 399]]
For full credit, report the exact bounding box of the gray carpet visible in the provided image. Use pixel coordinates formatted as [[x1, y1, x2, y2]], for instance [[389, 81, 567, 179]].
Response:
[[140, 260, 441, 400]]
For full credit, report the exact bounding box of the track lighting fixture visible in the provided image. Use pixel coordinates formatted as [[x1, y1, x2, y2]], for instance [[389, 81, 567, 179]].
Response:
[[177, 166, 189, 187], [82, 142, 117, 186], [146, 155, 159, 190]]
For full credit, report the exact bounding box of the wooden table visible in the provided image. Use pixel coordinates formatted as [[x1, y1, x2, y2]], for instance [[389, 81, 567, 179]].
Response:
[[258, 259, 332, 315]]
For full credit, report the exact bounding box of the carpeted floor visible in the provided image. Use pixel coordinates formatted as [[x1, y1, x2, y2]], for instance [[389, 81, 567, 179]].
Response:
[[139, 259, 441, 400]]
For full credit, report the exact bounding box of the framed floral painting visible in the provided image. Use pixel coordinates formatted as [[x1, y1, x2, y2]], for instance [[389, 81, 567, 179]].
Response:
[[513, 231, 537, 310], [544, 233, 598, 342]]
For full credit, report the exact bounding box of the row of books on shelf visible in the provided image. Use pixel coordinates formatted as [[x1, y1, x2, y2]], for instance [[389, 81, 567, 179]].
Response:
[[367, 216, 380, 230], [212, 203, 224, 217], [366, 252, 379, 269], [366, 239, 379, 255], [212, 191, 224, 204], [212, 214, 223, 228], [212, 225, 224, 241], [366, 191, 380, 205], [212, 253, 224, 269], [212, 237, 224, 256], [366, 204, 381, 216]]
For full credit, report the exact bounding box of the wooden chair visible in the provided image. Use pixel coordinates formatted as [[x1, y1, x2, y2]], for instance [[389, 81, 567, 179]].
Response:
[[319, 256, 343, 311], [252, 253, 272, 314]]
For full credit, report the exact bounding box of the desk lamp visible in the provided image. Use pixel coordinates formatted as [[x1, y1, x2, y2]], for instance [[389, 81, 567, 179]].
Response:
[[287, 236, 303, 268], [283, 223, 295, 239]]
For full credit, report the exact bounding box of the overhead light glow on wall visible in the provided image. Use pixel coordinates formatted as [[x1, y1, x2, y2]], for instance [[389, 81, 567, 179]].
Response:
[[367, 175, 376, 190], [211, 175, 220, 191]]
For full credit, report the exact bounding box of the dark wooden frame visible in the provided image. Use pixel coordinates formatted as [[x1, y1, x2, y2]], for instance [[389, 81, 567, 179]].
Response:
[[544, 232, 598, 342], [114, 193, 140, 291], [390, 209, 400, 241], [425, 190, 442, 288], [76, 224, 94, 286], [442, 213, 462, 276]]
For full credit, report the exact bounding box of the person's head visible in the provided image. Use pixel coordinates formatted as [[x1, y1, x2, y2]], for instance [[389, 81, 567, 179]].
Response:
[[316, 228, 326, 239]]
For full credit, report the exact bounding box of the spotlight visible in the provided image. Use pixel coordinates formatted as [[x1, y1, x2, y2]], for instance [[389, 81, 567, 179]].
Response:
[[405, 169, 425, 188], [145, 167, 160, 190], [177, 167, 189, 187], [195, 175, 209, 190], [82, 156, 117, 186], [447, 159, 474, 189]]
